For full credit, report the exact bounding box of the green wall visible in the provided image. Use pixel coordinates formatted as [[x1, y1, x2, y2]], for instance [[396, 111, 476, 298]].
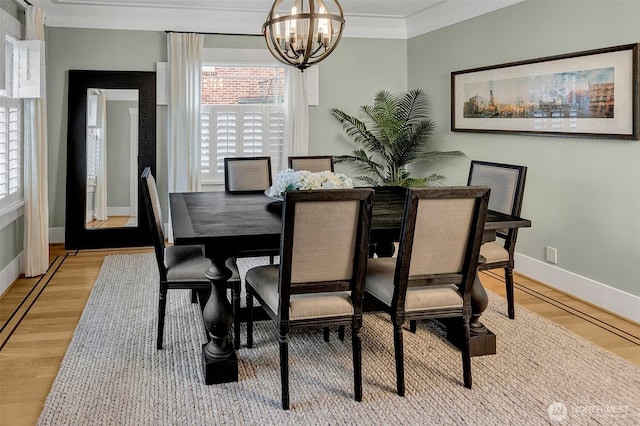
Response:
[[0, 217, 23, 268], [105, 99, 136, 208], [407, 0, 640, 296]]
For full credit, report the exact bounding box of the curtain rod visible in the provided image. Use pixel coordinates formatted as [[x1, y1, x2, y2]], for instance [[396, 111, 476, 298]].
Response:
[[165, 30, 262, 37]]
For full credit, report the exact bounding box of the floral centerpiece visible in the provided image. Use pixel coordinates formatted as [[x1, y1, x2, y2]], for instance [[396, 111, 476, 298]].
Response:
[[266, 169, 354, 200]]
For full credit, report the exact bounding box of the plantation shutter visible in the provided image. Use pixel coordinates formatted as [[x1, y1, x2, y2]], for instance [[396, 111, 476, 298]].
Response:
[[0, 97, 21, 204], [200, 104, 284, 184]]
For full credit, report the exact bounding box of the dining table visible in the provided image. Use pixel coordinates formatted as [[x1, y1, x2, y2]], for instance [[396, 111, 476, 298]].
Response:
[[170, 186, 531, 384]]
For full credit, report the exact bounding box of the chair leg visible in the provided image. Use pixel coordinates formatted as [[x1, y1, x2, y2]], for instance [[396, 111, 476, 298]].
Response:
[[323, 327, 330, 342], [232, 281, 241, 349], [409, 320, 417, 333], [157, 283, 168, 350], [338, 325, 345, 341], [279, 330, 290, 410], [462, 316, 473, 389], [393, 323, 405, 396], [505, 267, 515, 319], [352, 325, 363, 402], [246, 291, 254, 349]]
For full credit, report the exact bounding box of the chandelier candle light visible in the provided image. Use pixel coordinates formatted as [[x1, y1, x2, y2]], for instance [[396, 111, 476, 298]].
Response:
[[263, 0, 345, 71]]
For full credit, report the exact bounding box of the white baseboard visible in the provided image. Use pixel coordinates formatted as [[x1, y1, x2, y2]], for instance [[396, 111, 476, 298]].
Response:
[[0, 251, 24, 297], [107, 207, 133, 216], [514, 253, 640, 324], [49, 227, 65, 244]]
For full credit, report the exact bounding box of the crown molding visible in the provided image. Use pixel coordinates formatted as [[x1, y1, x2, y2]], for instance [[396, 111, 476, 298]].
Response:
[[406, 0, 526, 38], [33, 0, 525, 40]]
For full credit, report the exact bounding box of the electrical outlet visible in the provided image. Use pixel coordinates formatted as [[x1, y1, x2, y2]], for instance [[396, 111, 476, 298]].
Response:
[[545, 246, 558, 264]]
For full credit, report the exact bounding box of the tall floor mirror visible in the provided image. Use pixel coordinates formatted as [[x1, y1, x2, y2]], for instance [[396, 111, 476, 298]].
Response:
[[65, 70, 156, 249]]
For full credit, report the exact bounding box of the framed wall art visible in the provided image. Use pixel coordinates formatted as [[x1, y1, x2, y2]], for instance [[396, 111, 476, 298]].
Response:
[[451, 43, 639, 140]]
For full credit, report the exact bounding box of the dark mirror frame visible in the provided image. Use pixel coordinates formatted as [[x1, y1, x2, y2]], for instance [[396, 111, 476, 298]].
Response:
[[65, 70, 156, 249]]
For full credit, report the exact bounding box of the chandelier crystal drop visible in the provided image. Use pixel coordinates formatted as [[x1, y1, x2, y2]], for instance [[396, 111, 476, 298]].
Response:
[[263, 0, 345, 71]]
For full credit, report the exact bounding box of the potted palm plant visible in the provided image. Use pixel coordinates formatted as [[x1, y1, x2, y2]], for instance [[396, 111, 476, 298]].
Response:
[[331, 89, 463, 187]]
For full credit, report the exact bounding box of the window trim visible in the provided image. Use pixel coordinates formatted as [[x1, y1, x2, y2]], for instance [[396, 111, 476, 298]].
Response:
[[0, 10, 24, 227]]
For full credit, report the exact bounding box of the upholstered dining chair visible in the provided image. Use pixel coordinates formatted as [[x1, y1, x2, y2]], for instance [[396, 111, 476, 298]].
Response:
[[288, 155, 334, 172], [141, 167, 242, 349], [245, 188, 374, 410], [289, 155, 339, 340], [224, 156, 273, 193], [224, 156, 278, 265], [467, 160, 527, 319], [365, 186, 490, 395]]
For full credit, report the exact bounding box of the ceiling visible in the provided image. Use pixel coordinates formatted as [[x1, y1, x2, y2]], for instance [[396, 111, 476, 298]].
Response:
[[30, 0, 526, 39]]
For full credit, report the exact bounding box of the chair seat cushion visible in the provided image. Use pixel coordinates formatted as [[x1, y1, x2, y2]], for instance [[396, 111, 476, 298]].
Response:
[[165, 245, 240, 283], [246, 265, 353, 321], [365, 258, 463, 311], [480, 241, 510, 263]]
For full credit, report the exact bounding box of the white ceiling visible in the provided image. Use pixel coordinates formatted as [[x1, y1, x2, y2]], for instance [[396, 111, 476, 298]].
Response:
[[30, 0, 525, 39]]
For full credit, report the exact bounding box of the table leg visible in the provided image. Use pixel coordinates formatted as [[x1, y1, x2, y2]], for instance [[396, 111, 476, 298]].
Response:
[[470, 275, 488, 334], [446, 274, 496, 356], [201, 256, 238, 384]]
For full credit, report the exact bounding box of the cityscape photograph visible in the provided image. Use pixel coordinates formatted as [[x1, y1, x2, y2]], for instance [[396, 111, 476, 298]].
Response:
[[462, 67, 615, 120]]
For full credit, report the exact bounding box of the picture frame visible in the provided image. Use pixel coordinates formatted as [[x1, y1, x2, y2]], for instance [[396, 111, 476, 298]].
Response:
[[451, 43, 639, 140]]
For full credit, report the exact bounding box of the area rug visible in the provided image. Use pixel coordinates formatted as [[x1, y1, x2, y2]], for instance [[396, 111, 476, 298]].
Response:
[[38, 254, 639, 425]]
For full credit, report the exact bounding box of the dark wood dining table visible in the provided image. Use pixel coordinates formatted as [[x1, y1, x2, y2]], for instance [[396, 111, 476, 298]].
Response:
[[170, 186, 531, 384]]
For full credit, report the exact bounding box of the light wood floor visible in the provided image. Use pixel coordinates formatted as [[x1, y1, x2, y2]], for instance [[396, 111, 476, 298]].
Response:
[[1, 245, 639, 425]]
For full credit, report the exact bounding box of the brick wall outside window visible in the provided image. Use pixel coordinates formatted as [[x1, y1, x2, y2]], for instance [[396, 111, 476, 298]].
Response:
[[202, 66, 285, 105]]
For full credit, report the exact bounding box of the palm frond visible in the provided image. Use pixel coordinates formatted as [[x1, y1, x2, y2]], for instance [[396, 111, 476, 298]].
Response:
[[354, 175, 380, 186], [415, 150, 465, 162], [334, 150, 386, 182], [397, 89, 429, 124], [332, 108, 390, 163], [331, 89, 464, 186], [373, 90, 398, 120]]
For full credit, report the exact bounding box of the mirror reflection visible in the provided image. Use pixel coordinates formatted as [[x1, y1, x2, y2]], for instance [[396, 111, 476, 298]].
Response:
[[85, 88, 139, 229]]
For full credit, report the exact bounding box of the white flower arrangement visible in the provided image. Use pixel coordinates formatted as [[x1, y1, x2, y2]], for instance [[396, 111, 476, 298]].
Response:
[[266, 169, 354, 199]]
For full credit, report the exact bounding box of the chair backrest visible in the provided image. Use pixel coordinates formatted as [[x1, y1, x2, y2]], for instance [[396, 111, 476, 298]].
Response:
[[140, 167, 166, 278], [467, 160, 527, 240], [393, 186, 490, 309], [224, 157, 273, 193], [467, 160, 526, 216], [277, 189, 374, 320], [288, 156, 334, 173]]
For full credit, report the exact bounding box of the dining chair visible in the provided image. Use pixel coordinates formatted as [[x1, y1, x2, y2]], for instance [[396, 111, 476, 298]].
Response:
[[141, 167, 242, 350], [224, 156, 278, 265], [365, 186, 490, 395], [288, 155, 334, 172], [467, 160, 527, 319], [224, 156, 273, 193], [245, 188, 374, 410]]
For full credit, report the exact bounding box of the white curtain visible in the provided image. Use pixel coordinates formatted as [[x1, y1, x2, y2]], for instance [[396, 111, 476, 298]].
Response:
[[94, 93, 108, 220], [23, 6, 48, 277], [167, 32, 203, 194], [281, 68, 309, 171]]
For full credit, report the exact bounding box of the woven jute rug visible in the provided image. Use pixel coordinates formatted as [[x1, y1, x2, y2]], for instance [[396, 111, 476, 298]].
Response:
[[38, 254, 639, 425]]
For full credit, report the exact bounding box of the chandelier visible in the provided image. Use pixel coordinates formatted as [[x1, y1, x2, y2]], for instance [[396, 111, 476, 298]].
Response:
[[263, 0, 345, 71]]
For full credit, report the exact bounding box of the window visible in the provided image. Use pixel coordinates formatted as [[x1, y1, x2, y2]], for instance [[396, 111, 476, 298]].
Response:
[[0, 34, 23, 212], [200, 65, 286, 185]]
